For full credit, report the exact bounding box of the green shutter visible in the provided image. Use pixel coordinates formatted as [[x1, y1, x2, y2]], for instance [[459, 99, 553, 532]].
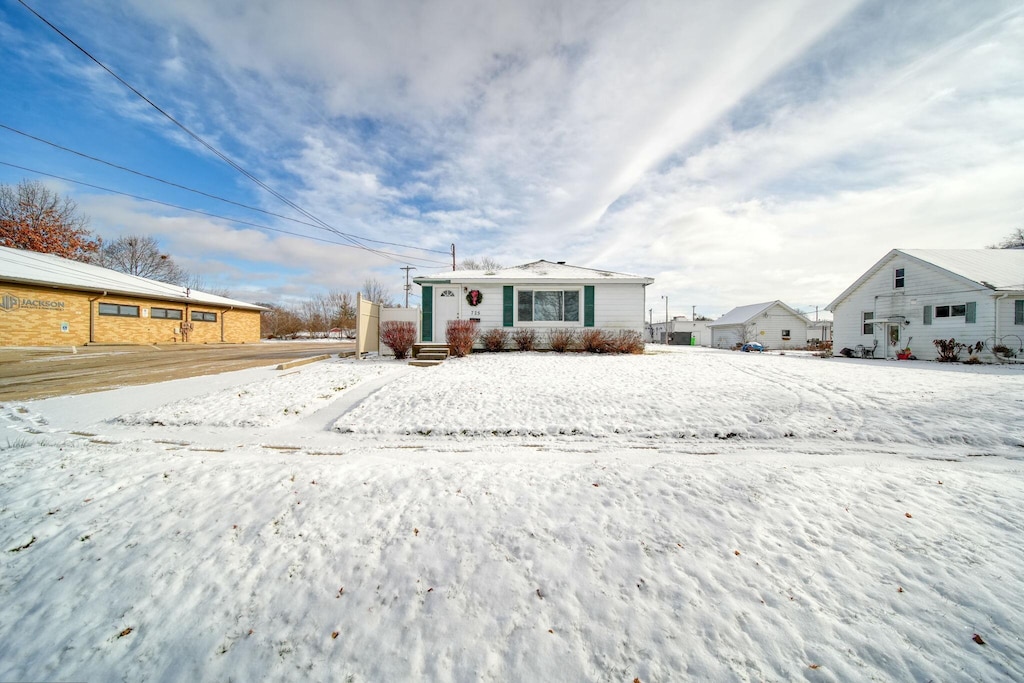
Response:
[[965, 301, 976, 324], [584, 286, 595, 328], [503, 286, 514, 327], [421, 286, 433, 342], [1015, 300, 1023, 325], [923, 305, 932, 325]]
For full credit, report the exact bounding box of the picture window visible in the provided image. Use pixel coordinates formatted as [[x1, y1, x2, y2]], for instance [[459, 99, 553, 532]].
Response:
[[517, 289, 580, 323]]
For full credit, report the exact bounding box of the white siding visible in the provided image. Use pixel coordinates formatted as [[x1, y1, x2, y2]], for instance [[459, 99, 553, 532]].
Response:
[[832, 254, 1002, 360], [711, 304, 810, 349], [427, 281, 647, 347]]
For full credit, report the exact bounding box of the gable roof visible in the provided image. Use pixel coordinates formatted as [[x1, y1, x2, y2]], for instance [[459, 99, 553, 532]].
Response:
[[708, 300, 811, 327], [0, 246, 265, 311], [827, 249, 1024, 310], [414, 260, 654, 285]]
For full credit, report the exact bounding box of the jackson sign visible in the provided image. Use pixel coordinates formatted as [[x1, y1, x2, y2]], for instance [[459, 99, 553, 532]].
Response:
[[0, 292, 66, 312]]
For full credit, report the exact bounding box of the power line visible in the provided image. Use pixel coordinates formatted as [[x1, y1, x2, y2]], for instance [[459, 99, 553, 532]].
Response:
[[15, 0, 426, 266], [0, 161, 451, 267], [0, 122, 453, 256]]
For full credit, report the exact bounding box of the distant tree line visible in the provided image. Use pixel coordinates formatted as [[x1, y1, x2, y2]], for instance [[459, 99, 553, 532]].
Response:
[[258, 279, 394, 338]]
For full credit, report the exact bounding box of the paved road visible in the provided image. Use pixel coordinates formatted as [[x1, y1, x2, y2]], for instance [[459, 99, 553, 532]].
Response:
[[0, 341, 354, 401]]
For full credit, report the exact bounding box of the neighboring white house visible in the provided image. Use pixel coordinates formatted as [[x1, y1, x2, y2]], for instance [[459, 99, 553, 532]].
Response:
[[413, 260, 654, 346], [827, 249, 1024, 361], [650, 317, 712, 346], [709, 301, 813, 350]]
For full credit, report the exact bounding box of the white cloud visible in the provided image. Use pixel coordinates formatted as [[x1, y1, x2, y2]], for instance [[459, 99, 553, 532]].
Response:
[[9, 0, 1023, 314]]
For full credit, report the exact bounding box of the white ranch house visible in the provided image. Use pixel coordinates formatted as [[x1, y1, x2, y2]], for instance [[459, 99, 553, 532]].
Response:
[[413, 260, 653, 347], [709, 301, 814, 350], [827, 249, 1024, 361]]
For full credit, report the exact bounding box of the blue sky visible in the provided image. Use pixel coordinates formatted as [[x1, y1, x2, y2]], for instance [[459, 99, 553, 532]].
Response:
[[1, 0, 1021, 319]]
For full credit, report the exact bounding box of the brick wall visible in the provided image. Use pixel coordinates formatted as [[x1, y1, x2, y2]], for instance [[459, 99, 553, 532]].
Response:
[[0, 283, 261, 346]]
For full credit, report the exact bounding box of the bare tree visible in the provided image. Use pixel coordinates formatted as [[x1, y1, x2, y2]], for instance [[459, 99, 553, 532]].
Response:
[[739, 321, 757, 344], [988, 228, 1024, 249], [257, 303, 303, 338], [0, 179, 99, 260], [93, 234, 186, 283], [326, 290, 356, 330], [361, 278, 394, 306], [459, 257, 502, 271]]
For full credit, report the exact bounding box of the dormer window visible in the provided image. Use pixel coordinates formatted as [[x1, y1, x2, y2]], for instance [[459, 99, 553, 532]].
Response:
[[894, 268, 905, 289]]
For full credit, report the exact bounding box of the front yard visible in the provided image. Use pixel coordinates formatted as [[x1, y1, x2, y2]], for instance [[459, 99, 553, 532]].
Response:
[[1, 348, 1022, 681]]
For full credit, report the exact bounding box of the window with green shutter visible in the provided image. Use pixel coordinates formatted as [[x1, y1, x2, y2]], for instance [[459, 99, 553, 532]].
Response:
[[503, 286, 514, 327], [1015, 299, 1023, 325], [965, 301, 976, 324], [923, 305, 932, 325], [421, 286, 433, 342], [584, 286, 595, 327]]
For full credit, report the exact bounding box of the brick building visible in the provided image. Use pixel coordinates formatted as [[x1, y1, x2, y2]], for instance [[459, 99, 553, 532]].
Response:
[[0, 246, 264, 346]]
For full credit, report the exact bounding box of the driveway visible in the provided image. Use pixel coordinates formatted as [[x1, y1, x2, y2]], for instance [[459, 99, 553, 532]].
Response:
[[0, 341, 354, 400]]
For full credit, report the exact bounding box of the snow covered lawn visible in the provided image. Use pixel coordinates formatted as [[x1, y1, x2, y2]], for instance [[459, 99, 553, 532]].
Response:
[[2, 347, 1022, 681]]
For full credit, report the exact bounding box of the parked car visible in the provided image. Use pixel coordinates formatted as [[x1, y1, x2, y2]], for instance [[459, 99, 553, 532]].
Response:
[[740, 342, 764, 353]]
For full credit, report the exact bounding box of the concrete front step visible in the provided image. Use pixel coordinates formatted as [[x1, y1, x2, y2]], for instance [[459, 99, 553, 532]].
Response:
[[412, 343, 451, 359], [417, 352, 448, 361], [409, 359, 444, 367]]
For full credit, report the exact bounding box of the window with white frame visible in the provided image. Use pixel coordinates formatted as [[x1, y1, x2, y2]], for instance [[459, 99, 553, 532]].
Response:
[[935, 304, 966, 318], [517, 289, 580, 323], [862, 312, 873, 335], [894, 268, 905, 288]]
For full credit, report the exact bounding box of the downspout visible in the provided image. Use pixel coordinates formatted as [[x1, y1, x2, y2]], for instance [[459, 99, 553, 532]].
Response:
[[87, 291, 107, 344], [221, 306, 233, 342], [994, 293, 1009, 358]]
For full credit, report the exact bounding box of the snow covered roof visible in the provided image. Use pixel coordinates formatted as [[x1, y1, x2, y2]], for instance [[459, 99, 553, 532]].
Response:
[[0, 246, 265, 310], [708, 301, 811, 327], [414, 260, 654, 285], [828, 249, 1024, 310]]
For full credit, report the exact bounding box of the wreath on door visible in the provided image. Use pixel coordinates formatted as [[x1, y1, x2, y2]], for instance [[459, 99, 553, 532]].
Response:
[[466, 289, 483, 306]]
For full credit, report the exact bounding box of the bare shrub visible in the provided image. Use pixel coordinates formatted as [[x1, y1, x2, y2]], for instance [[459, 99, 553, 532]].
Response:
[[580, 329, 612, 353], [611, 330, 645, 354], [512, 328, 537, 351], [380, 321, 416, 360], [446, 320, 479, 357], [547, 328, 577, 353], [933, 338, 967, 362], [480, 328, 510, 352]]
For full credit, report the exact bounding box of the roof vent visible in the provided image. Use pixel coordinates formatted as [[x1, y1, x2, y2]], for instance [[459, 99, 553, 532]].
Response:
[[557, 261, 566, 265]]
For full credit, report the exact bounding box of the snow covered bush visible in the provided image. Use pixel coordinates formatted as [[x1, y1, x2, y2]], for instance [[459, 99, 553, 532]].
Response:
[[512, 328, 537, 351], [580, 329, 612, 353], [547, 328, 577, 353], [446, 320, 479, 357], [480, 328, 510, 352], [380, 321, 416, 359], [611, 330, 645, 354]]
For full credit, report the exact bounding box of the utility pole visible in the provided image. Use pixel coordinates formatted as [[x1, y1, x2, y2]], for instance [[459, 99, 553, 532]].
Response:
[[692, 305, 696, 321], [451, 244, 456, 271], [661, 295, 669, 344], [400, 266, 417, 308]]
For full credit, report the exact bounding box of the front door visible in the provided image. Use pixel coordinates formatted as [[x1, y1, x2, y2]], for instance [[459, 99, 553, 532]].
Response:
[[886, 323, 901, 358], [434, 287, 460, 342]]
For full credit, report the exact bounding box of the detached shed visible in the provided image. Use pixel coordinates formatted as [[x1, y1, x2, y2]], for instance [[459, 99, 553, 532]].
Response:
[[709, 301, 812, 350], [413, 260, 654, 346]]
